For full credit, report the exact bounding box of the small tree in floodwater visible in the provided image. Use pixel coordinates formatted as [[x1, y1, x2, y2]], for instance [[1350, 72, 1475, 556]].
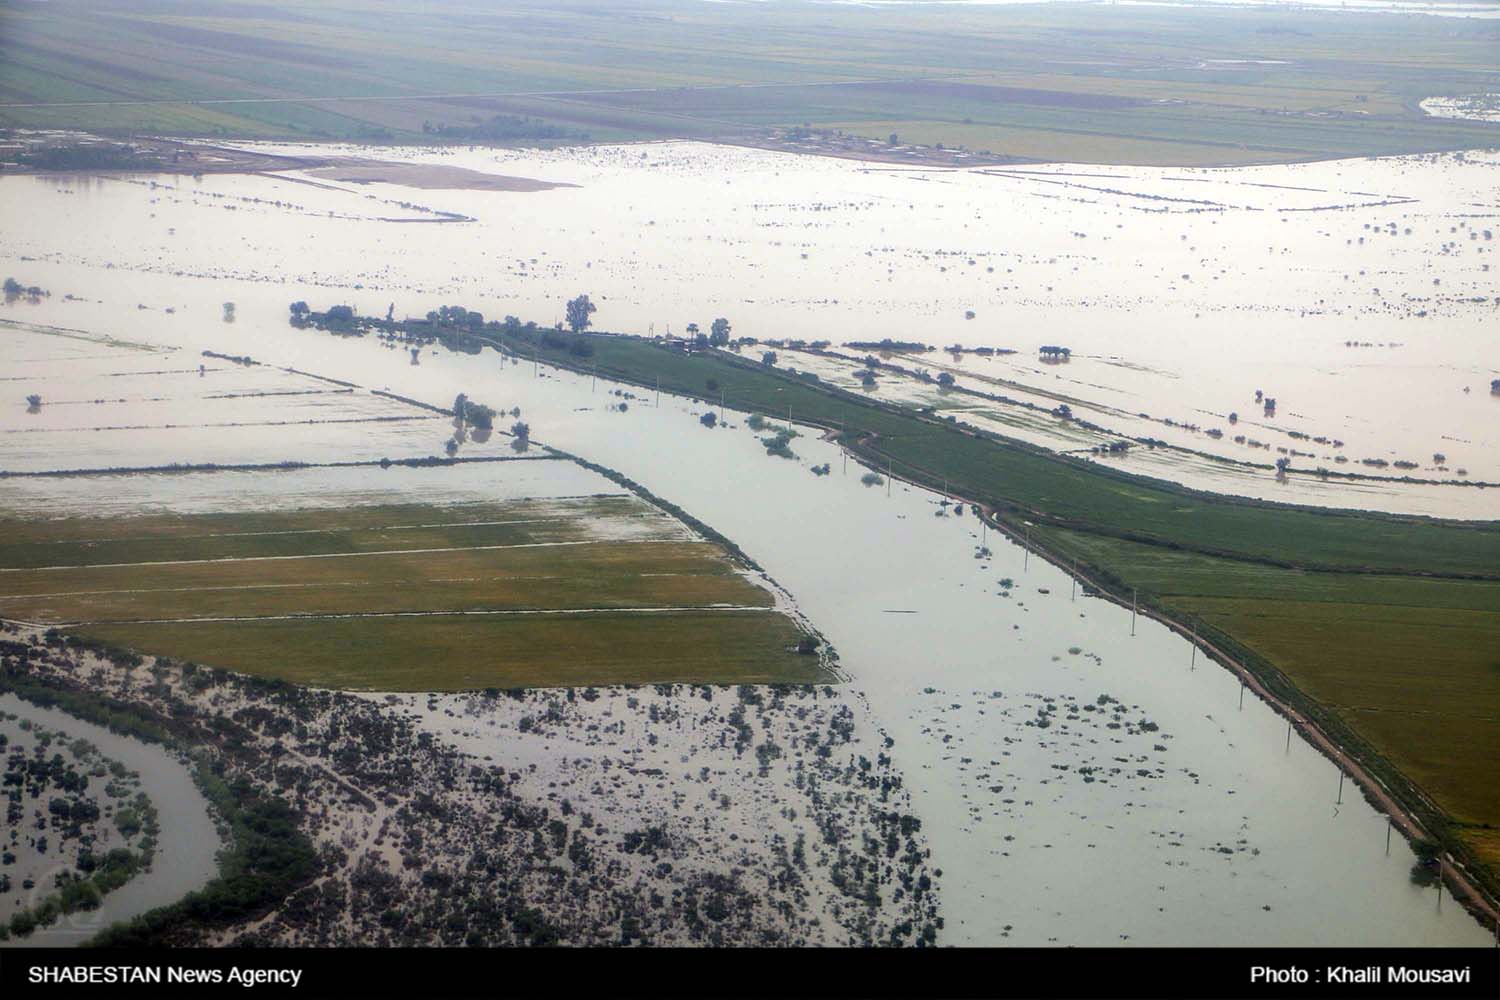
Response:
[[222, 302, 236, 323], [26, 394, 42, 412], [700, 412, 717, 428], [860, 472, 884, 487]]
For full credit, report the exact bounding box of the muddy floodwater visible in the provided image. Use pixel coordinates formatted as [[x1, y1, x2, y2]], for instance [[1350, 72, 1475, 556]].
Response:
[[1, 141, 1496, 516], [0, 693, 221, 947], [0, 141, 1494, 945]]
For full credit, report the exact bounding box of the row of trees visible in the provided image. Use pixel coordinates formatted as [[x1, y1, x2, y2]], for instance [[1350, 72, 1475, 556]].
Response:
[[683, 318, 733, 349]]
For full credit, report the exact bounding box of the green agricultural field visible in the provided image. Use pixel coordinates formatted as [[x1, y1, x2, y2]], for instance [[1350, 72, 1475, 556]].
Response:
[[0, 495, 827, 688], [475, 324, 1500, 889], [2, 0, 1497, 165], [75, 610, 818, 690]]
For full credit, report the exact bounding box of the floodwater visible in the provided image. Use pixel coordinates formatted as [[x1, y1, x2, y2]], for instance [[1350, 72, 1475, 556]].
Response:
[[1, 141, 1496, 516], [0, 692, 221, 947], [0, 142, 1495, 945], [248, 330, 1489, 946], [1422, 95, 1500, 123]]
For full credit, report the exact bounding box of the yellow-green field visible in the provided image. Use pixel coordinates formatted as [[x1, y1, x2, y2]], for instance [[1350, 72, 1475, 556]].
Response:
[[76, 611, 818, 690], [0, 496, 827, 689], [2, 0, 1497, 165]]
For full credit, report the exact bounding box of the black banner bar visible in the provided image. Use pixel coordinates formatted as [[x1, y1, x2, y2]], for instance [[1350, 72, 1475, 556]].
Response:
[[1, 947, 1496, 999]]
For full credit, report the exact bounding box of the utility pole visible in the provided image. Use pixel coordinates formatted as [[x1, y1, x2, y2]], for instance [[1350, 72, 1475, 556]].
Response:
[[1239, 681, 1246, 711], [1024, 523, 1032, 571], [592, 361, 597, 393], [1130, 588, 1137, 636], [1285, 720, 1292, 754], [1386, 819, 1393, 856], [1337, 771, 1345, 805], [655, 375, 660, 407], [720, 390, 725, 424], [1190, 626, 1197, 669], [1071, 558, 1077, 601], [887, 457, 892, 497]]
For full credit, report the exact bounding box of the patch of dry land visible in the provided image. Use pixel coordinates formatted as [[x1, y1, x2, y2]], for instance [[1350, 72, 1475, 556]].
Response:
[[300, 160, 575, 192]]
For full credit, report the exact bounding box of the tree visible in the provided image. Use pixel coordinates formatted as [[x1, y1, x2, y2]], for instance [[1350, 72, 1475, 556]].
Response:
[[685, 322, 700, 340], [709, 318, 731, 346], [466, 404, 495, 430], [936, 372, 955, 388], [511, 421, 530, 441], [26, 394, 42, 410], [565, 294, 596, 334], [453, 393, 468, 422], [222, 302, 236, 323], [761, 351, 778, 367], [700, 412, 717, 428]]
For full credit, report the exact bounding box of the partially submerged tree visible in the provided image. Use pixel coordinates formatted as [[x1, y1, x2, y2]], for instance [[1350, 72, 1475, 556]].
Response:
[[565, 294, 597, 334]]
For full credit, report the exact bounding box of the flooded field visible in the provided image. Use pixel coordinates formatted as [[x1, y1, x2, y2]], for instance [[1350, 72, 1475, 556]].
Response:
[[0, 692, 220, 947], [1, 140, 1494, 946], [377, 341, 1498, 945], [2, 140, 1496, 516]]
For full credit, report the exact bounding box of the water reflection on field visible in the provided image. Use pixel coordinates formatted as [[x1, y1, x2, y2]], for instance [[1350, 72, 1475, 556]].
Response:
[[2, 141, 1495, 514], [0, 141, 1494, 945]]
